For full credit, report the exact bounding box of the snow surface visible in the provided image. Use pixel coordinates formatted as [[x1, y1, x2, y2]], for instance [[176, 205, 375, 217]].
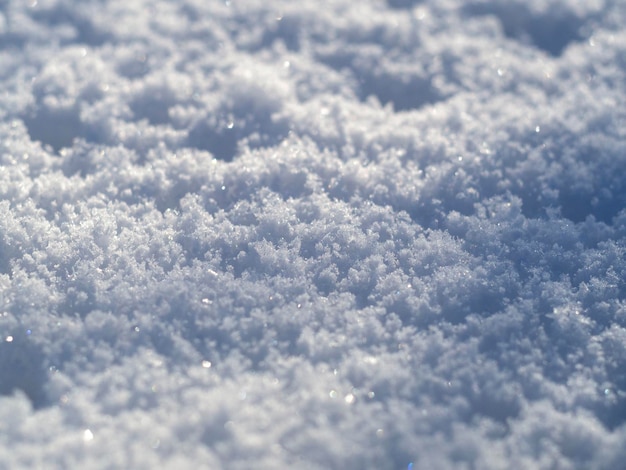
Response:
[[1, 0, 626, 468]]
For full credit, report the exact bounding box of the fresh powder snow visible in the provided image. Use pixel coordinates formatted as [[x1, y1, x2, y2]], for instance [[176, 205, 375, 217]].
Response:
[[1, 0, 626, 468]]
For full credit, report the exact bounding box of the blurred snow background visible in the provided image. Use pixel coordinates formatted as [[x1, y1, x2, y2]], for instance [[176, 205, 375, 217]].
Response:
[[1, 0, 626, 468]]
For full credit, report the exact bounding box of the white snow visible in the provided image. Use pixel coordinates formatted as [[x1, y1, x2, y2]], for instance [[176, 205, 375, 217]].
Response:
[[1, 0, 626, 468]]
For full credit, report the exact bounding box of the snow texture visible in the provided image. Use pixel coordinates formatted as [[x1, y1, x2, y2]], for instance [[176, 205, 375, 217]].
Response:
[[1, 0, 626, 468]]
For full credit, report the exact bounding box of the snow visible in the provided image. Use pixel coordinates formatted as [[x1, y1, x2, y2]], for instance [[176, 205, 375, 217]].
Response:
[[1, 0, 626, 468]]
